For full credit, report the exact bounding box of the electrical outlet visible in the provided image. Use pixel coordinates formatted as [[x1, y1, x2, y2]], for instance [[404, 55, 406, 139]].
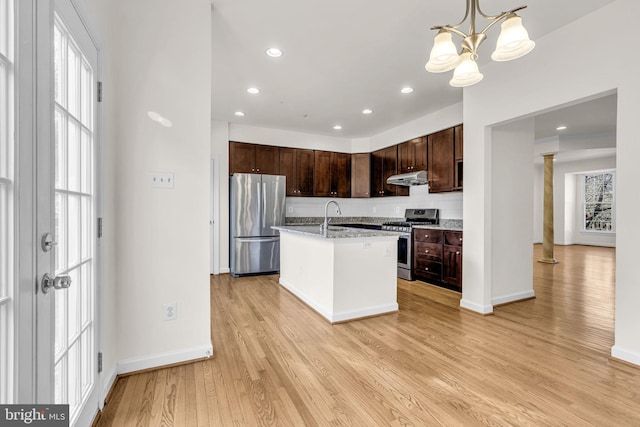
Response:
[[362, 241, 372, 249], [395, 206, 400, 214], [163, 302, 177, 321], [372, 206, 377, 213], [287, 206, 293, 213]]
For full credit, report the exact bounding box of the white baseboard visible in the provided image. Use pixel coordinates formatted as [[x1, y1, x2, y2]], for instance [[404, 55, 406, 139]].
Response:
[[117, 343, 213, 375], [279, 278, 332, 321], [492, 290, 535, 306], [332, 303, 398, 323], [101, 363, 118, 405], [460, 299, 493, 315], [611, 345, 640, 367], [219, 267, 230, 274]]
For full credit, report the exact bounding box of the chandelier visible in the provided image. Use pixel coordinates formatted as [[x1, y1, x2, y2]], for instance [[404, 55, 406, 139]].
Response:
[[425, 0, 535, 87]]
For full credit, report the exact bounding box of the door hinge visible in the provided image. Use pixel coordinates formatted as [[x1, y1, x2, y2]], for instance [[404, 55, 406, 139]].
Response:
[[98, 352, 103, 373], [97, 81, 103, 102], [97, 217, 103, 238]]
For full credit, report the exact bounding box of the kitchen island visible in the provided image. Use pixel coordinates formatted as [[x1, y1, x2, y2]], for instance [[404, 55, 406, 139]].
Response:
[[272, 225, 402, 323]]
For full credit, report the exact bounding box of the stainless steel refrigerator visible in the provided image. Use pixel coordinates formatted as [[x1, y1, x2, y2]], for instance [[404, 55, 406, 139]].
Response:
[[230, 174, 286, 277]]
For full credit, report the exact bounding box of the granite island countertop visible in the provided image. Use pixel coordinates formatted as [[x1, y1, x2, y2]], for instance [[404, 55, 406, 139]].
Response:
[[273, 225, 405, 239]]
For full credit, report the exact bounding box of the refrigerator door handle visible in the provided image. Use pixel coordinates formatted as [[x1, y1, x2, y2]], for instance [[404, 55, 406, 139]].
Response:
[[262, 182, 267, 229], [236, 237, 280, 243], [257, 182, 262, 228]]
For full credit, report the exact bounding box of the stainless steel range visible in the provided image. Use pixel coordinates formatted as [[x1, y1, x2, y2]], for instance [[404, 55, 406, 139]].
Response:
[[382, 209, 439, 280]]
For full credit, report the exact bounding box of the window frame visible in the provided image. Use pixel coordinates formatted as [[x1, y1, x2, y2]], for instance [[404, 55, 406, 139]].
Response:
[[582, 171, 616, 234]]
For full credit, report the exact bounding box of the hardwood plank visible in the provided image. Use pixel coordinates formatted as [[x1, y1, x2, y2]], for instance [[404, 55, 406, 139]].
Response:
[[96, 245, 640, 426]]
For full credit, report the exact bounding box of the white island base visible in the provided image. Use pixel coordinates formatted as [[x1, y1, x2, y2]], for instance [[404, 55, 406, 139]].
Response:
[[276, 227, 399, 323]]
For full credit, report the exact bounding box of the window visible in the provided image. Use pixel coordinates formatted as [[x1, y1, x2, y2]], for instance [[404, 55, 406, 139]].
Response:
[[0, 0, 14, 404], [583, 172, 615, 232]]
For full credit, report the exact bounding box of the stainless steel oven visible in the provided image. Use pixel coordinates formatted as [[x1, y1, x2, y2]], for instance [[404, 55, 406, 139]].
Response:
[[383, 208, 439, 281]]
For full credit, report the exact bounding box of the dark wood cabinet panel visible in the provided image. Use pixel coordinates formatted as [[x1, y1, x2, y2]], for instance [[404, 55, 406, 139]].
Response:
[[351, 153, 370, 198], [454, 125, 463, 190], [279, 147, 314, 197], [371, 146, 400, 197], [229, 142, 279, 175], [229, 141, 256, 174], [313, 151, 350, 197], [414, 229, 462, 292], [255, 145, 280, 175], [427, 128, 455, 193], [296, 149, 315, 197], [398, 137, 427, 173]]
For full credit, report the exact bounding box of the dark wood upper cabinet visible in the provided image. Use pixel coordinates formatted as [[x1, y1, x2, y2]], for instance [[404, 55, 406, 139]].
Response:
[[398, 137, 427, 174], [351, 153, 370, 198], [454, 125, 463, 190], [314, 151, 351, 197], [229, 141, 279, 175], [333, 152, 351, 198], [427, 128, 456, 193], [279, 148, 314, 197], [371, 145, 400, 197]]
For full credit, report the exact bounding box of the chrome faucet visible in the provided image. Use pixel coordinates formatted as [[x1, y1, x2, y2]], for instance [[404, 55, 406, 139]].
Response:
[[321, 200, 342, 235]]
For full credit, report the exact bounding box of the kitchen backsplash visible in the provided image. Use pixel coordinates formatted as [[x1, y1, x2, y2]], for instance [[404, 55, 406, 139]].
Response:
[[285, 185, 463, 220]]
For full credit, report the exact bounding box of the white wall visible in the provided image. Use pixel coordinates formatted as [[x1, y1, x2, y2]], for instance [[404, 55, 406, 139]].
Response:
[[532, 156, 616, 246], [490, 119, 535, 306], [84, 0, 213, 376], [230, 124, 353, 152], [463, 0, 640, 365], [211, 121, 229, 273]]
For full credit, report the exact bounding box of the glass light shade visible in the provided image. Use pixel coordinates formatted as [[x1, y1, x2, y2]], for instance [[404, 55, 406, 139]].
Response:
[[449, 52, 483, 87], [425, 31, 460, 73], [491, 15, 535, 62]]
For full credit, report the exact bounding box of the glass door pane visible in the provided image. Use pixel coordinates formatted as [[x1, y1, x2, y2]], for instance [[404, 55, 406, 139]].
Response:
[[53, 13, 95, 422]]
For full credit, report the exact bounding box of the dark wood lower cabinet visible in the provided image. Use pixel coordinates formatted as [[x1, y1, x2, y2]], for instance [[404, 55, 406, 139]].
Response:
[[413, 229, 462, 292]]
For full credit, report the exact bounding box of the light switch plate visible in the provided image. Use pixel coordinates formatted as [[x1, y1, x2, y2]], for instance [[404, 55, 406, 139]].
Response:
[[151, 172, 175, 189]]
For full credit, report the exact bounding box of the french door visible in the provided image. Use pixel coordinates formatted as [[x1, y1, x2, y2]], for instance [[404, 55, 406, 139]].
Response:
[[31, 0, 101, 425]]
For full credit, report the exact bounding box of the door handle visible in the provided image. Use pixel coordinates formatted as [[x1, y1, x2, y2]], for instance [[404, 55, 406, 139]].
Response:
[[41, 273, 72, 294]]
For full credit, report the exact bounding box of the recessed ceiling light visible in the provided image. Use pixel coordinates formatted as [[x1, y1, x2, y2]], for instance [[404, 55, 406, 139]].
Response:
[[265, 48, 282, 58], [247, 87, 260, 94], [556, 125, 567, 130], [362, 109, 373, 115], [333, 125, 342, 130], [401, 87, 414, 94], [234, 111, 245, 117]]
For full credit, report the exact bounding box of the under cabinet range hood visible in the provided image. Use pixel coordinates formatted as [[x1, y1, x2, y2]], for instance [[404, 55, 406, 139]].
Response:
[[386, 170, 428, 186]]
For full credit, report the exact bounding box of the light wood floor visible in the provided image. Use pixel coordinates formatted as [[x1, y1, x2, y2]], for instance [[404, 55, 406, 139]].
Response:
[[95, 244, 640, 426]]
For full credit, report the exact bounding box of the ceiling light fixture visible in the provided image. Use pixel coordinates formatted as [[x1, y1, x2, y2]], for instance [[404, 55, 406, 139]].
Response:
[[333, 125, 343, 130], [265, 48, 283, 58], [247, 87, 260, 94], [362, 109, 373, 115], [234, 111, 245, 117], [425, 0, 535, 87], [401, 87, 414, 94]]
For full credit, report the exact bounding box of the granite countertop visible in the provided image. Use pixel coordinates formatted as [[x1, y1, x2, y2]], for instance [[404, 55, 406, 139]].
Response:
[[273, 225, 404, 239]]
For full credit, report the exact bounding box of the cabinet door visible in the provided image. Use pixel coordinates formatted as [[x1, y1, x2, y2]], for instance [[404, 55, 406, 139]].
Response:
[[351, 153, 370, 198], [313, 151, 332, 196], [297, 149, 315, 197], [371, 149, 384, 197], [279, 148, 298, 196], [333, 152, 351, 198], [443, 245, 462, 290], [229, 141, 256, 174], [414, 137, 427, 172], [255, 145, 280, 175], [427, 128, 455, 193], [454, 125, 463, 190], [398, 141, 412, 173], [382, 145, 398, 196]]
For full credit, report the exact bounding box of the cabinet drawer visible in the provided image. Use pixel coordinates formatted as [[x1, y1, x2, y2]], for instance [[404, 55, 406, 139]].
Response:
[[413, 229, 443, 243], [444, 231, 462, 246], [414, 259, 442, 281], [414, 242, 442, 260]]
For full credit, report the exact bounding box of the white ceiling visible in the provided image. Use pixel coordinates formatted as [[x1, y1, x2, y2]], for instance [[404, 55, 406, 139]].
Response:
[[211, 0, 616, 139]]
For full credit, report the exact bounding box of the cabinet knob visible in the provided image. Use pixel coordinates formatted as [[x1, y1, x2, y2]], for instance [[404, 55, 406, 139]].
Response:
[[425, 250, 429, 253], [459, 238, 463, 242], [256, 168, 260, 172], [456, 251, 460, 255], [425, 267, 429, 271], [425, 235, 429, 238], [252, 168, 255, 172]]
